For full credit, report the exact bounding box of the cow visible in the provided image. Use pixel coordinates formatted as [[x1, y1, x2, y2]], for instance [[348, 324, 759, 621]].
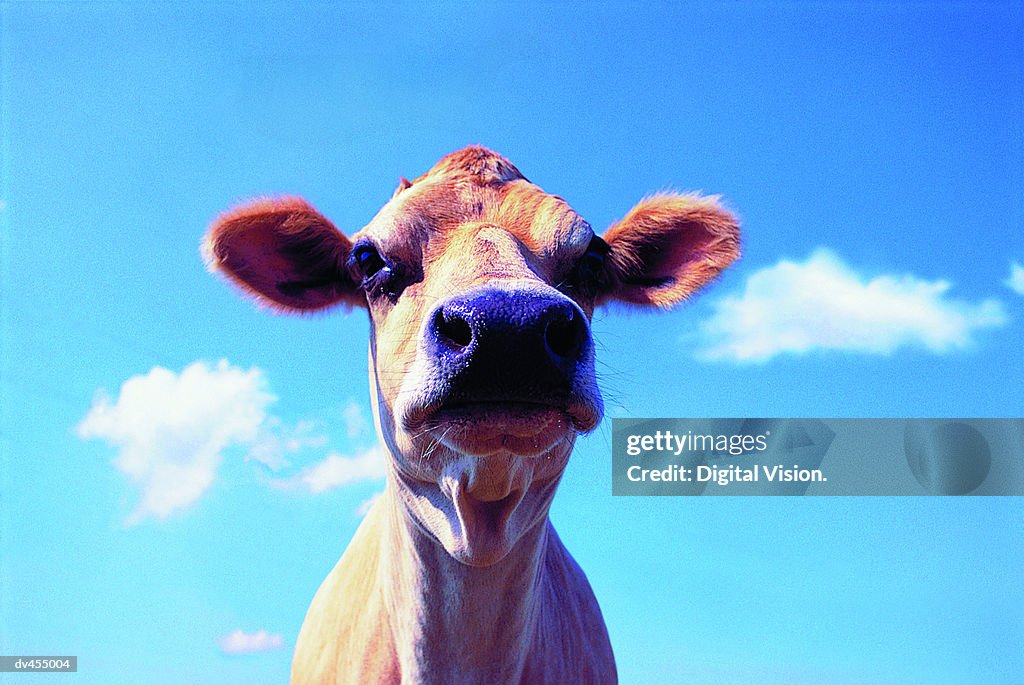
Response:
[[204, 146, 740, 684]]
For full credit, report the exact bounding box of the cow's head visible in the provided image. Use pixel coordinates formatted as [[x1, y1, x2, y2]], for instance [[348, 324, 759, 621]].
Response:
[[205, 147, 739, 566]]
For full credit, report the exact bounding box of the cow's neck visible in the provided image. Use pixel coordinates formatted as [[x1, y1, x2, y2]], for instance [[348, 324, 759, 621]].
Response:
[[379, 480, 549, 684]]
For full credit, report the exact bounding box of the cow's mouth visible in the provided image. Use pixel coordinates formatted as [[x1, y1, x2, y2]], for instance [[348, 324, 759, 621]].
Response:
[[421, 401, 575, 458]]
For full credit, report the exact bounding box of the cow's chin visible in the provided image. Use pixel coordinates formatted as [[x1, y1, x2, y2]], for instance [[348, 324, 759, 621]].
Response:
[[427, 403, 574, 458], [390, 419, 572, 567], [389, 402, 582, 566], [400, 461, 563, 568]]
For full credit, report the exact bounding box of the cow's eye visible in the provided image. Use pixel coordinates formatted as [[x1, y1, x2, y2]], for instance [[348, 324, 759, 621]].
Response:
[[563, 235, 611, 299], [577, 236, 609, 278], [577, 236, 606, 276], [348, 240, 413, 302], [350, 242, 386, 278]]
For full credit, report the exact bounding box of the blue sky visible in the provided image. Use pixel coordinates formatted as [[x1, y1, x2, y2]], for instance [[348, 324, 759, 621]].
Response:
[[2, 2, 1022, 684]]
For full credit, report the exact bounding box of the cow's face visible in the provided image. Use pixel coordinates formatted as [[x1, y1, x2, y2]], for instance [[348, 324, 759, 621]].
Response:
[[205, 147, 739, 566]]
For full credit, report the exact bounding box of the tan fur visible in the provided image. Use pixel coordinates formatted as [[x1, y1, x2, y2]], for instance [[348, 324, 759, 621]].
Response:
[[204, 146, 740, 685], [205, 196, 362, 312], [602, 193, 741, 307]]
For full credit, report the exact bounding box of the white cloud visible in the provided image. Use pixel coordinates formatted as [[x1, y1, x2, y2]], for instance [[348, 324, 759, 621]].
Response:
[[217, 629, 284, 654], [79, 361, 388, 521], [1005, 261, 1024, 296], [77, 360, 275, 524], [341, 400, 370, 439], [355, 490, 384, 517], [245, 418, 328, 471], [274, 446, 386, 494], [697, 248, 1008, 363]]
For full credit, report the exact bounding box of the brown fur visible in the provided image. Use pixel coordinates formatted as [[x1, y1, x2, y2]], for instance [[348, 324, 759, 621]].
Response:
[[204, 196, 363, 312], [602, 193, 741, 307]]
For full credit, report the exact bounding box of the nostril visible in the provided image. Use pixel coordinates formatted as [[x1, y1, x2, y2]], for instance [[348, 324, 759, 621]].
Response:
[[433, 307, 473, 350], [545, 309, 585, 360]]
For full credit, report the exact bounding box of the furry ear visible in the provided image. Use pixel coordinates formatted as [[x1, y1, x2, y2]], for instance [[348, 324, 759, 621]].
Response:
[[203, 196, 364, 312], [599, 193, 740, 307]]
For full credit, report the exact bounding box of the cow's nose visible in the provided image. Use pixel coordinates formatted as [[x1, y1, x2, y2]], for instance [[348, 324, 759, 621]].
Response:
[[426, 287, 590, 401], [432, 294, 586, 363]]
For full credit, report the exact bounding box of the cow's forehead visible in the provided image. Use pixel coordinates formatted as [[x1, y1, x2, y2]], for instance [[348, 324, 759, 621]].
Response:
[[493, 181, 592, 257], [361, 172, 593, 260]]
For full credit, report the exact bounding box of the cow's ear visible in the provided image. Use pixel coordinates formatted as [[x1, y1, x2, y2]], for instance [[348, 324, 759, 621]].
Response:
[[203, 196, 365, 312], [598, 194, 740, 308]]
